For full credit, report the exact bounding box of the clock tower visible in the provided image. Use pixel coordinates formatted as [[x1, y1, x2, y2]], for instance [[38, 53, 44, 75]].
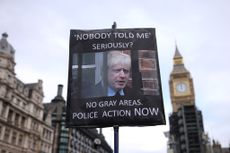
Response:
[[166, 45, 206, 153], [169, 45, 195, 112]]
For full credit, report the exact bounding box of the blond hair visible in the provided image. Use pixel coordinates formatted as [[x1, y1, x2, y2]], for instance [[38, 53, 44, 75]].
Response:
[[107, 51, 131, 68]]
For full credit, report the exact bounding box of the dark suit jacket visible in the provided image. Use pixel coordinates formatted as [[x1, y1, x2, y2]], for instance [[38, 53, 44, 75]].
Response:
[[81, 81, 141, 98], [81, 82, 106, 98]]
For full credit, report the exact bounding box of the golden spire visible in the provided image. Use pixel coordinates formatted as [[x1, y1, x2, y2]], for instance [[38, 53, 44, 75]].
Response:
[[171, 45, 189, 75], [173, 44, 183, 65]]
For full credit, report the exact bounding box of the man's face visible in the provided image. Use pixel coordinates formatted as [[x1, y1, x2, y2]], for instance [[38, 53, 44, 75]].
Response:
[[107, 63, 130, 91]]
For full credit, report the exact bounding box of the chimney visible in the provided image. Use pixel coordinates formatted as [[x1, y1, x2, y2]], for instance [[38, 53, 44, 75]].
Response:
[[57, 84, 63, 97], [51, 84, 64, 103]]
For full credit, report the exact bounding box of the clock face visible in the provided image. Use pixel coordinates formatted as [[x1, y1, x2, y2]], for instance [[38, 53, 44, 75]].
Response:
[[176, 83, 187, 92]]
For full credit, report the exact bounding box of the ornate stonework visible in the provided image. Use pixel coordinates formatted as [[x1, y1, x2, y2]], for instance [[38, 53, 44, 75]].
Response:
[[169, 46, 195, 112]]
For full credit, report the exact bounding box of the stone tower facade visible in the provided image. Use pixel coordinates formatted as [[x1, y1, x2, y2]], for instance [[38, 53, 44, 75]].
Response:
[[166, 46, 207, 153], [0, 33, 54, 153]]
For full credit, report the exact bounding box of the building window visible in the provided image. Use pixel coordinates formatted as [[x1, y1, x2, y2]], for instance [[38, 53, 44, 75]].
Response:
[[60, 137, 68, 143], [15, 113, 20, 125], [43, 128, 52, 141], [4, 128, 10, 142], [30, 139, 36, 150], [31, 121, 39, 131], [22, 102, 26, 109], [47, 130, 52, 140], [21, 116, 26, 127], [0, 125, 2, 139], [11, 131, 17, 145], [1, 102, 7, 117], [18, 134, 24, 146], [7, 109, 13, 123], [17, 99, 21, 106]]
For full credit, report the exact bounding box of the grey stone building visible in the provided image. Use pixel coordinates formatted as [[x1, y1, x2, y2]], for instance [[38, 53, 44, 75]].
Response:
[[0, 33, 54, 153], [0, 32, 112, 153], [43, 84, 113, 153]]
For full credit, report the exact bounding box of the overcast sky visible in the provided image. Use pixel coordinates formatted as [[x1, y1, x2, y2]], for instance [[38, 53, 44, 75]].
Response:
[[1, 0, 230, 152]]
